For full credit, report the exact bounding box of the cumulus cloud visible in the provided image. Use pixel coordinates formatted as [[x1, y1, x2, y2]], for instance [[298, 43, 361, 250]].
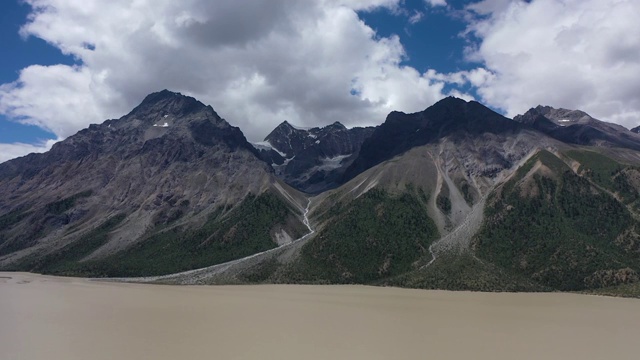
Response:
[[0, 139, 57, 163], [0, 0, 466, 163], [463, 0, 640, 128], [0, 64, 109, 137], [425, 0, 448, 7], [8, 0, 637, 165]]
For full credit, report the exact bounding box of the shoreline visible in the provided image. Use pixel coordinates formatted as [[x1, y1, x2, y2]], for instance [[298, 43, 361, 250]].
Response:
[[3, 271, 640, 360], [2, 270, 638, 300]]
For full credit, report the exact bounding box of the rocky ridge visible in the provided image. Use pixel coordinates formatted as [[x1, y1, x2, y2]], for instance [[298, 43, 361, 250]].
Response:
[[514, 105, 640, 151]]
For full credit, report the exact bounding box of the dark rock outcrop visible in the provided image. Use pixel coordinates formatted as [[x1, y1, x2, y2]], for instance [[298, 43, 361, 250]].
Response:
[[254, 121, 375, 193], [343, 97, 522, 182]]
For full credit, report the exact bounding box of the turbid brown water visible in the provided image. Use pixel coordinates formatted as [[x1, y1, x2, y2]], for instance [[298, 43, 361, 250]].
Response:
[[1, 272, 639, 360]]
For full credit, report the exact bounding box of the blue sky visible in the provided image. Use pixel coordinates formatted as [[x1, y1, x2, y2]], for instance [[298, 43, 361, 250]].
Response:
[[0, 1, 70, 143], [359, 0, 480, 98], [0, 2, 74, 84], [360, 0, 470, 73], [1, 0, 639, 162]]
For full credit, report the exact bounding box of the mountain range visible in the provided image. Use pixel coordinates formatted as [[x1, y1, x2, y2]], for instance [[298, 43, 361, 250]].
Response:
[[2, 90, 640, 297]]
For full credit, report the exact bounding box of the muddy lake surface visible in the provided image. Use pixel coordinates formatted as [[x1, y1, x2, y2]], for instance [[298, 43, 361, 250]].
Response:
[[1, 272, 639, 359]]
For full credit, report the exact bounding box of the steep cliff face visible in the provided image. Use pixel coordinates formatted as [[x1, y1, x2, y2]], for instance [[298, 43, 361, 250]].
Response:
[[0, 90, 307, 276], [254, 121, 375, 193]]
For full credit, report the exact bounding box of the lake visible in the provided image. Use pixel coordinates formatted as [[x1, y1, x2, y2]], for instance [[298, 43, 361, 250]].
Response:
[[1, 272, 639, 360]]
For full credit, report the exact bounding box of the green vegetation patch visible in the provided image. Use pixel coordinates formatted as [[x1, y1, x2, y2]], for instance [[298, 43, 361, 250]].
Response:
[[566, 150, 624, 187], [55, 192, 304, 277], [287, 188, 439, 284], [239, 258, 281, 284], [29, 213, 127, 274], [459, 181, 474, 206], [584, 282, 640, 298], [0, 191, 94, 257], [501, 150, 570, 196], [436, 193, 452, 215], [566, 149, 640, 209], [45, 190, 93, 215], [0, 209, 30, 233], [477, 151, 640, 291], [0, 209, 32, 254], [382, 252, 544, 292]]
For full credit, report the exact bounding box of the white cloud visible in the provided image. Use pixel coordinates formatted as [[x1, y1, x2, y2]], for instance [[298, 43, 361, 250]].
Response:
[[3, 0, 639, 165], [0, 0, 467, 163], [425, 0, 447, 7], [0, 64, 112, 138], [408, 10, 424, 24], [463, 0, 640, 128], [0, 139, 57, 163], [465, 0, 511, 16]]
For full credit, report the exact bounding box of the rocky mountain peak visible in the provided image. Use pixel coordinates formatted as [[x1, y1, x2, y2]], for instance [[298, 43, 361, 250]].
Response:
[[514, 105, 640, 151], [129, 90, 215, 120], [264, 121, 310, 158], [343, 97, 520, 182], [0, 90, 305, 278], [632, 125, 640, 134], [533, 105, 593, 124], [326, 121, 347, 130], [434, 95, 468, 108], [0, 90, 258, 183], [515, 105, 597, 128], [277, 120, 292, 129], [513, 106, 559, 131], [107, 89, 250, 150], [256, 120, 375, 193]]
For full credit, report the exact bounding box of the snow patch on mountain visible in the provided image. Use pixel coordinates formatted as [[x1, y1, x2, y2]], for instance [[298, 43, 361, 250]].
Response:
[[288, 123, 312, 131], [253, 141, 287, 158], [318, 154, 351, 171]]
